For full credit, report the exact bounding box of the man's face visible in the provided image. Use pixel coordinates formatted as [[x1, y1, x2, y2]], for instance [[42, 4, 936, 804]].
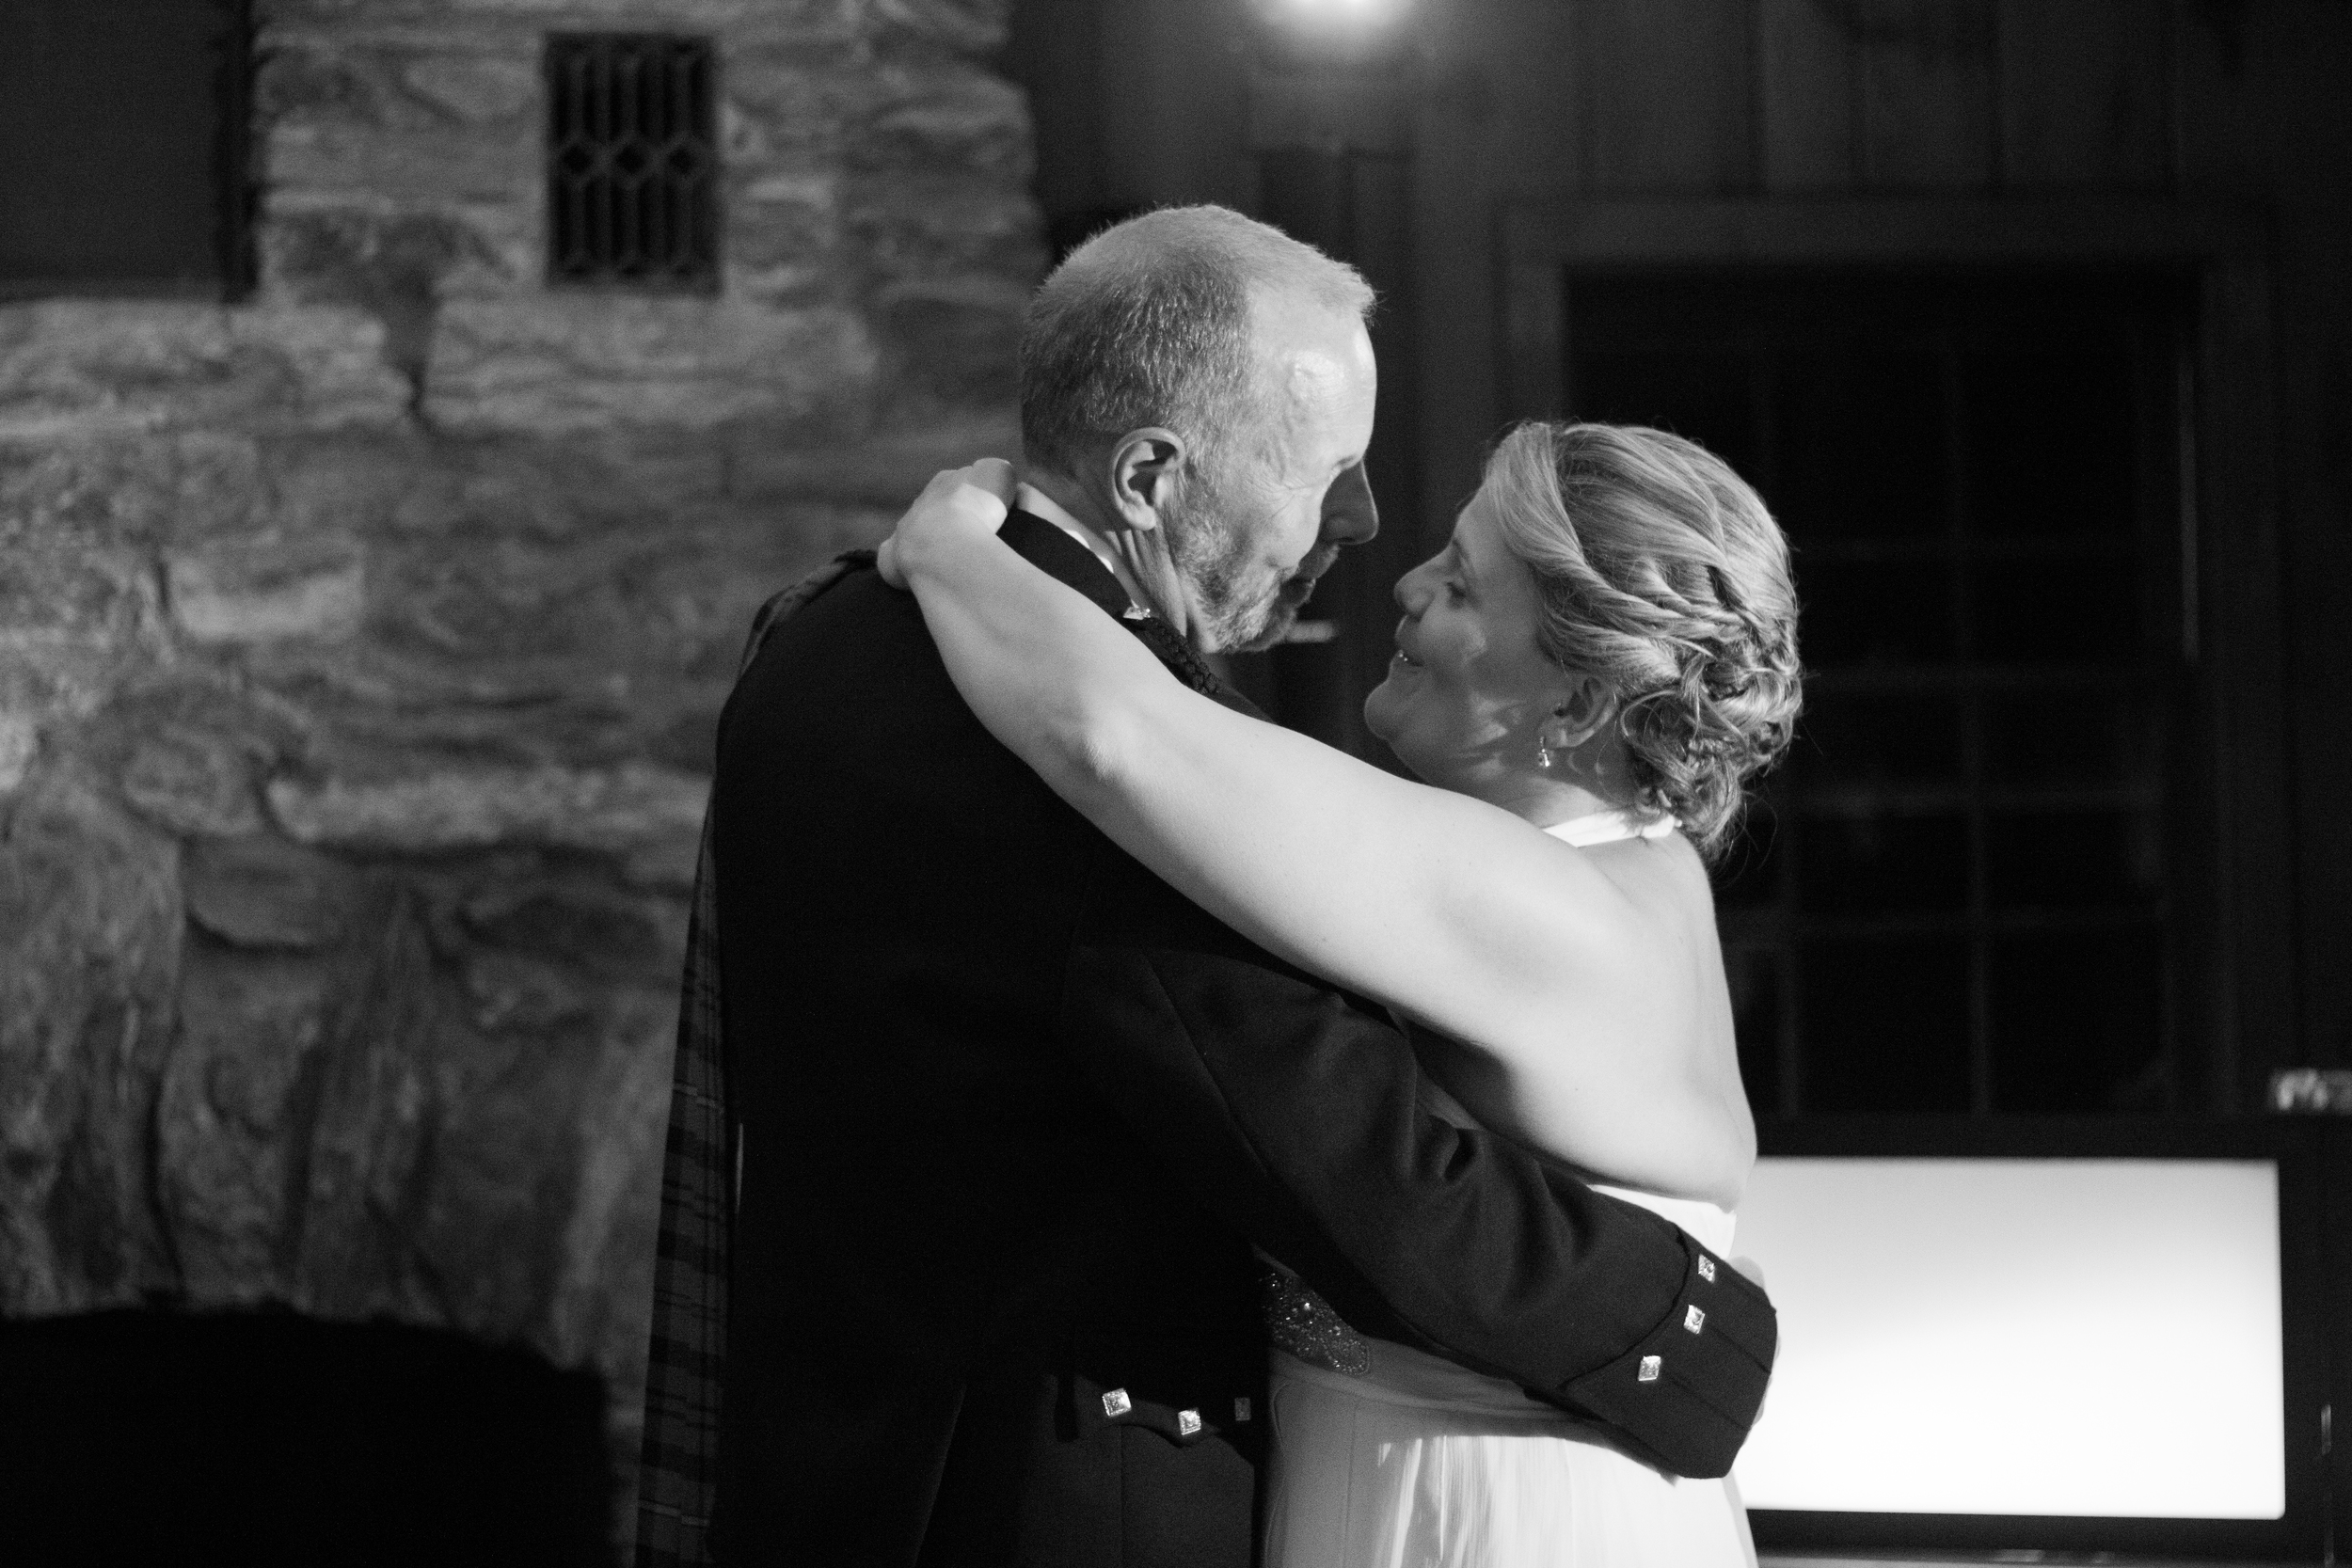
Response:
[[1171, 292, 1379, 653]]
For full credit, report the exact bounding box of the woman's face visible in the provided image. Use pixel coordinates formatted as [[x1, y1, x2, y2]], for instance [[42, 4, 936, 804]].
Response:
[[1363, 486, 1577, 789]]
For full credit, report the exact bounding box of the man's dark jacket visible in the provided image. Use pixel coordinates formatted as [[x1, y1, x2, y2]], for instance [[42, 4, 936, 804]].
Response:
[[702, 514, 1772, 1565]]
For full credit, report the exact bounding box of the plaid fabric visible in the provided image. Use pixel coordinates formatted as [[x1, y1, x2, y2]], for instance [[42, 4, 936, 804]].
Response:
[[635, 552, 870, 1568], [632, 541, 1224, 1567]]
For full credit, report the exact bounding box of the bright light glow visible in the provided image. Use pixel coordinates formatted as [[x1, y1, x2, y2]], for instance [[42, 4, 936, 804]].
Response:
[[1731, 1158, 2284, 1519], [1258, 0, 1413, 34]]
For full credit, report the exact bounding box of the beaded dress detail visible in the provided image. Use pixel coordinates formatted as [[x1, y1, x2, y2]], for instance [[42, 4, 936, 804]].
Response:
[[1262, 1265, 1375, 1376]]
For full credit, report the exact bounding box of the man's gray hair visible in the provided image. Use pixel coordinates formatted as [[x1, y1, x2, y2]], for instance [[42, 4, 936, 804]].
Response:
[[1019, 205, 1375, 480]]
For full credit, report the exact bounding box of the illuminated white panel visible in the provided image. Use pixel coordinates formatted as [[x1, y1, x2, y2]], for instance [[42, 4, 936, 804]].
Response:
[[1730, 1158, 2283, 1519]]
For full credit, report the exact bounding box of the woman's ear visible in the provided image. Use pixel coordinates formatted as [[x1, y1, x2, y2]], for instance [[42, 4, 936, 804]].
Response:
[[1541, 672, 1616, 753], [1105, 428, 1185, 532]]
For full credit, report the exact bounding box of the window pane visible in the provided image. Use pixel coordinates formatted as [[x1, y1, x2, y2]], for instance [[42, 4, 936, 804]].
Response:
[[1793, 691, 1964, 792], [1799, 561, 1958, 665], [1570, 350, 1759, 478], [1711, 821, 1785, 912], [1983, 692, 2149, 789], [1986, 810, 2162, 910], [1963, 349, 2137, 540], [1565, 271, 2188, 1121], [1991, 928, 2166, 1112], [1776, 352, 1948, 542], [1800, 938, 1972, 1113], [1799, 815, 1971, 915], [1968, 554, 2141, 665]]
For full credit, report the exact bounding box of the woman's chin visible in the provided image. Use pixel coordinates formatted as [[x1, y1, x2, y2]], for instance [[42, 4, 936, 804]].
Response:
[[1361, 683, 1431, 779]]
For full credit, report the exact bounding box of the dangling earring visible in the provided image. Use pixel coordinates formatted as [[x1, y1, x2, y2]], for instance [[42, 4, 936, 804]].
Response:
[[1536, 738, 1555, 770]]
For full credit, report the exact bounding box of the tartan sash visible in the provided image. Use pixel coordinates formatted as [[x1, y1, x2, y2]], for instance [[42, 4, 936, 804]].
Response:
[[633, 551, 868, 1568]]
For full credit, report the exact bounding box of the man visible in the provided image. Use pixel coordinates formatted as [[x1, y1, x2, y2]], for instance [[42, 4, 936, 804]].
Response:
[[638, 206, 1773, 1566]]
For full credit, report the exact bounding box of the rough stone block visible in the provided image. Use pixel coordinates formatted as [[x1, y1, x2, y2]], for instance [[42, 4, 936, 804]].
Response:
[[728, 174, 843, 302], [0, 772, 183, 1314], [400, 1020, 589, 1344], [264, 119, 537, 207], [868, 0, 1014, 55], [256, 41, 423, 131], [0, 713, 37, 796], [0, 303, 408, 439], [851, 68, 1031, 182], [261, 208, 513, 372], [546, 986, 674, 1374], [0, 433, 263, 549], [266, 207, 487, 300], [85, 673, 317, 819], [460, 876, 683, 982], [0, 545, 161, 661], [421, 295, 879, 436], [724, 408, 1021, 504], [264, 0, 856, 26], [461, 951, 602, 1032], [875, 277, 1027, 410], [121, 726, 270, 839], [846, 178, 1042, 289], [155, 947, 343, 1299], [167, 537, 367, 645], [259, 433, 434, 537], [267, 758, 706, 867], [401, 55, 537, 124], [184, 836, 359, 950], [353, 436, 725, 539], [726, 60, 858, 166], [275, 894, 452, 1325], [0, 546, 167, 725]]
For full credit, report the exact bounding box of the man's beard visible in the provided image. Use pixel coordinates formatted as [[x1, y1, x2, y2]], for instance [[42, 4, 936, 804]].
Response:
[[1164, 475, 1336, 654]]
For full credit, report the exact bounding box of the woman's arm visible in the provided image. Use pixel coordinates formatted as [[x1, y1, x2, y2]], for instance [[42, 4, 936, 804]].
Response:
[[883, 466, 1748, 1203]]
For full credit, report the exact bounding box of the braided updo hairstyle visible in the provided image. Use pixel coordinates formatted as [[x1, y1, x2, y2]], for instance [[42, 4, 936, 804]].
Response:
[[1484, 421, 1802, 860]]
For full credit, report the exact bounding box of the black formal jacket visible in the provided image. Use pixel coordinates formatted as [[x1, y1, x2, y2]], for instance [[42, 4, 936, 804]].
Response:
[[707, 513, 1774, 1566]]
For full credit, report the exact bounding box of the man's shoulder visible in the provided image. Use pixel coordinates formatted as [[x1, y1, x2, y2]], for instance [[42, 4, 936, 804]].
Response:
[[733, 559, 924, 687]]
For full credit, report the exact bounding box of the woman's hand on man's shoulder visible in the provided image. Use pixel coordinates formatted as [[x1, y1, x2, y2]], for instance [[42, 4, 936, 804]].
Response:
[[877, 458, 1017, 589]]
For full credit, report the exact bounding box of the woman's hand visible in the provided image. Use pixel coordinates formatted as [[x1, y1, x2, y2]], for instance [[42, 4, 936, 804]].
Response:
[[877, 458, 1017, 590]]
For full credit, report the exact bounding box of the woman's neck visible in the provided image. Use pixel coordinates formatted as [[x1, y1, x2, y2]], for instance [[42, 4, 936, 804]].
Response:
[[1479, 773, 1618, 832]]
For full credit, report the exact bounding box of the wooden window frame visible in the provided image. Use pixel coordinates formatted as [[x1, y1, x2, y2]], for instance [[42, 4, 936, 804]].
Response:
[[1497, 197, 2292, 1118]]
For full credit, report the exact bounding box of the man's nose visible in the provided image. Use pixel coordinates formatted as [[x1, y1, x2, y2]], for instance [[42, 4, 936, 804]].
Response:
[[1319, 462, 1378, 546]]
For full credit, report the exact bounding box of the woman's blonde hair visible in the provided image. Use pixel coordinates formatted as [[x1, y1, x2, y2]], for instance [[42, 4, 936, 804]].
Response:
[[1483, 421, 1802, 859]]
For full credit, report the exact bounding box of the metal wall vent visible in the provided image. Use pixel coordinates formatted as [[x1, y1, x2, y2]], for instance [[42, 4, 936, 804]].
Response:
[[545, 33, 718, 290]]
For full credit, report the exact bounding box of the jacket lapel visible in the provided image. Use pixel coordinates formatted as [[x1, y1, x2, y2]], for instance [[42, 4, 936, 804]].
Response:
[[998, 509, 1263, 720]]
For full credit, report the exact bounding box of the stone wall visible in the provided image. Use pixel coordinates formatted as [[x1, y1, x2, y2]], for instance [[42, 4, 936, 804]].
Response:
[[0, 0, 1040, 1543]]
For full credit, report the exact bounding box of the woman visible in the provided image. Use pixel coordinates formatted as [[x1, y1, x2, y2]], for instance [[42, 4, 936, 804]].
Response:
[[879, 421, 1801, 1565]]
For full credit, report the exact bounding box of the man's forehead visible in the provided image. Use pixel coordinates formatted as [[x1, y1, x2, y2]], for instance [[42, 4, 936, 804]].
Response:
[[1248, 283, 1371, 359]]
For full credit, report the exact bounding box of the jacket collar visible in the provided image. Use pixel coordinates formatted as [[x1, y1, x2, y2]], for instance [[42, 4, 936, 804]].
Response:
[[998, 510, 1263, 721]]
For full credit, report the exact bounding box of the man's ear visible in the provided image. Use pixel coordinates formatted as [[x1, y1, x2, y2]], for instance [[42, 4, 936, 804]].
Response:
[[1540, 671, 1616, 753], [1105, 428, 1186, 533]]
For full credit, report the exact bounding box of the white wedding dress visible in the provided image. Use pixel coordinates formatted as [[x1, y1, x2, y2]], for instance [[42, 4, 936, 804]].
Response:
[[1261, 812, 1756, 1568]]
